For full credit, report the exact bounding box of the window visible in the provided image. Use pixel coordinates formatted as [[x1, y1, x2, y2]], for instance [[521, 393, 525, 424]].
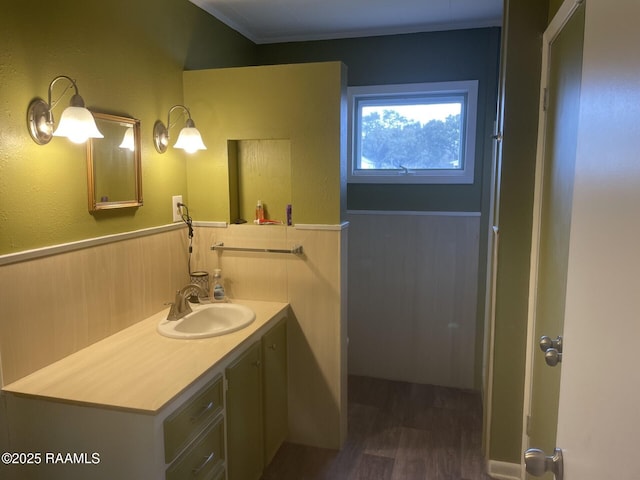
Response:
[[348, 80, 478, 184]]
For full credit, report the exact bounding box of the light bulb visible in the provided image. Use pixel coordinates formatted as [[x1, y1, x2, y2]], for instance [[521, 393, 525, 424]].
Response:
[[53, 106, 103, 144], [119, 127, 135, 151], [173, 127, 207, 153]]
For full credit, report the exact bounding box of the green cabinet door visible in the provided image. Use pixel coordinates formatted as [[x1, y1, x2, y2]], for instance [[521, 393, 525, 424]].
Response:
[[226, 341, 264, 480], [262, 318, 288, 465]]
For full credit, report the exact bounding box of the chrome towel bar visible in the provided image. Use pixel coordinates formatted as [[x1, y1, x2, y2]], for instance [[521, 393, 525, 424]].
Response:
[[210, 242, 303, 255]]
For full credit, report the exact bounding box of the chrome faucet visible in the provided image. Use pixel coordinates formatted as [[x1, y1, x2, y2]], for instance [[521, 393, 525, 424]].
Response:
[[166, 283, 209, 321]]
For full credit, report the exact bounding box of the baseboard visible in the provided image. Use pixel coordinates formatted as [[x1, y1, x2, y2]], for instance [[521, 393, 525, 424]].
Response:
[[487, 460, 522, 480]]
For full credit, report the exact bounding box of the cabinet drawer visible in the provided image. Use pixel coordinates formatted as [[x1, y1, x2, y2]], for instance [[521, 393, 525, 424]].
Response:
[[164, 375, 223, 462], [166, 416, 225, 480]]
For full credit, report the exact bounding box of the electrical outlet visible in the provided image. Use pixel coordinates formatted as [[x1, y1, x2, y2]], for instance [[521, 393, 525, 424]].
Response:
[[172, 195, 183, 222]]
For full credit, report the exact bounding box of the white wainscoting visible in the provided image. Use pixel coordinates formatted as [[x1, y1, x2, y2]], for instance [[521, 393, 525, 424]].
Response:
[[347, 211, 480, 389]]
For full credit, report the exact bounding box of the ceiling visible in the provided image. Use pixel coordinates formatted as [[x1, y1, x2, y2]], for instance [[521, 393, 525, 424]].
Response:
[[189, 0, 503, 44]]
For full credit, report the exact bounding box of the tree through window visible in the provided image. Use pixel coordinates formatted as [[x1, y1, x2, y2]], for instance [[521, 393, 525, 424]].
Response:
[[348, 81, 478, 184]]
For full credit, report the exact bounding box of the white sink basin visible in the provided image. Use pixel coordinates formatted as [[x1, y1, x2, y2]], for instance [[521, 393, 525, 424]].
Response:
[[157, 303, 256, 339]]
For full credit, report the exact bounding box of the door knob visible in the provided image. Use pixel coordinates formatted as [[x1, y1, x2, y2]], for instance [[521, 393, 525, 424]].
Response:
[[539, 335, 563, 367], [524, 447, 564, 480], [539, 335, 563, 353], [544, 348, 562, 367]]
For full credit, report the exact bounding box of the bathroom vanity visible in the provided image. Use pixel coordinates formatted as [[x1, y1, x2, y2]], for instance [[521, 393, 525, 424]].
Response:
[[1, 299, 289, 480]]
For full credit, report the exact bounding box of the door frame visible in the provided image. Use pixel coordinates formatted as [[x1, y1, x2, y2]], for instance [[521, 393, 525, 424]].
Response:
[[520, 0, 585, 476], [481, 17, 508, 462]]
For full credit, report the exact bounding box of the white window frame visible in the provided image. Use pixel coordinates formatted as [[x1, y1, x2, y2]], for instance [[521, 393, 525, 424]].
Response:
[[347, 80, 478, 184]]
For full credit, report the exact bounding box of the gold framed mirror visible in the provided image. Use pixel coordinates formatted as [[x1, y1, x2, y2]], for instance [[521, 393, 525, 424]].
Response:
[[87, 112, 143, 212]]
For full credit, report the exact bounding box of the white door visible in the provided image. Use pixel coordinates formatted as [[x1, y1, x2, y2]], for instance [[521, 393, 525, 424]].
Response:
[[554, 0, 640, 478]]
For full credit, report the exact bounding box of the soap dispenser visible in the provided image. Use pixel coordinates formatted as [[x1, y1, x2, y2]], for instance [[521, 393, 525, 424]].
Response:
[[212, 268, 226, 301]]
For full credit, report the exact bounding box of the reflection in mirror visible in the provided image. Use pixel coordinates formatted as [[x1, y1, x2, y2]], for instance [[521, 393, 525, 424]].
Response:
[[87, 112, 142, 212], [228, 139, 291, 224]]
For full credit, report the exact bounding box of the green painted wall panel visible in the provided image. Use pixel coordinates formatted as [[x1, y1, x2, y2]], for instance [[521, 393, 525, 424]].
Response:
[[234, 140, 292, 224], [257, 28, 501, 213], [183, 62, 346, 225], [488, 0, 550, 464], [0, 0, 256, 255], [548, 0, 565, 22]]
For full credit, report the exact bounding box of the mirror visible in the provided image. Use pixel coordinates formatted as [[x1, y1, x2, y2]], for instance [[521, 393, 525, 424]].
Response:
[[87, 112, 142, 212]]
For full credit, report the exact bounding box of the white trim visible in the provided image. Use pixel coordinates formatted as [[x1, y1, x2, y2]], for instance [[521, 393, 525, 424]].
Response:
[[521, 0, 584, 467], [0, 220, 348, 266], [293, 222, 349, 231], [192, 221, 229, 228], [347, 209, 481, 217], [0, 224, 185, 267], [193, 222, 349, 231], [487, 460, 522, 480]]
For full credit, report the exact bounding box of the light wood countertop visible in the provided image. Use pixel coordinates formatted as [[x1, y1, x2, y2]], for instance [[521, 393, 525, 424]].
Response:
[[2, 299, 289, 414]]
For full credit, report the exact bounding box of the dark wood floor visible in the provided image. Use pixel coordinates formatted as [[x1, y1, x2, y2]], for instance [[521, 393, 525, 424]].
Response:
[[261, 375, 492, 480]]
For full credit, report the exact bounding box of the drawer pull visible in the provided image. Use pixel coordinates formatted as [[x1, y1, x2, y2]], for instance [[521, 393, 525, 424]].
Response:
[[192, 452, 215, 475], [190, 401, 214, 423], [268, 343, 277, 350]]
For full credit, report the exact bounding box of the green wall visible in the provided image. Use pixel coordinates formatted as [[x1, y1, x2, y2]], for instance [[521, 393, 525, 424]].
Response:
[[548, 0, 565, 22], [183, 62, 346, 225], [0, 6, 499, 254], [257, 28, 500, 213], [489, 0, 550, 463], [0, 0, 256, 255]]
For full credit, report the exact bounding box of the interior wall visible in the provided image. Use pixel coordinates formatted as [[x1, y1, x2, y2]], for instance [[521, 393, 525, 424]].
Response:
[[488, 0, 549, 465], [182, 62, 348, 448], [257, 27, 501, 390], [347, 212, 480, 389], [257, 28, 500, 213], [1, 3, 351, 453], [0, 0, 257, 458], [0, 0, 529, 462], [233, 139, 292, 223], [182, 62, 347, 225], [548, 0, 565, 21], [0, 228, 189, 386], [191, 224, 348, 449], [0, 220, 347, 453], [0, 0, 256, 256]]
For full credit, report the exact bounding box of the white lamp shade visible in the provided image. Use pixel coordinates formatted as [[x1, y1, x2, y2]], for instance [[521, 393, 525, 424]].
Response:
[[173, 127, 207, 153], [119, 127, 135, 151], [53, 106, 104, 144]]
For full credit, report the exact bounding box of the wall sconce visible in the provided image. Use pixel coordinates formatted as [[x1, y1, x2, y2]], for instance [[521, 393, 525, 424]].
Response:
[[27, 75, 104, 145], [153, 104, 207, 154]]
